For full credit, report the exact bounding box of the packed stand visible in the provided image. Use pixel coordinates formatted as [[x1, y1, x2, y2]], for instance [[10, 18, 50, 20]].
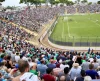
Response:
[[0, 36, 100, 81], [66, 4, 100, 14], [0, 4, 100, 81], [0, 6, 65, 32]]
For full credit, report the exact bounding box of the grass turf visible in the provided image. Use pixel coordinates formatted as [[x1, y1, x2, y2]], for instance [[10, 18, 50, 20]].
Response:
[[50, 14, 100, 43]]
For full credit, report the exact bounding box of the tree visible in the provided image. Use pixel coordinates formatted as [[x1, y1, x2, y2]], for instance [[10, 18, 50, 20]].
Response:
[[0, 0, 5, 2], [88, 2, 92, 5], [77, 0, 80, 4], [67, 1, 74, 5], [81, 0, 88, 4], [20, 0, 44, 7], [40, 0, 46, 3], [59, 0, 65, 3], [49, 0, 55, 6], [65, 0, 74, 6], [0, 0, 5, 5], [65, 0, 68, 5], [55, 0, 60, 6], [97, 1, 100, 4]]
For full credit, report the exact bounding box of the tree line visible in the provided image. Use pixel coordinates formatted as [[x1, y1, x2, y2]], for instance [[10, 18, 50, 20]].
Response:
[[0, 0, 100, 7]]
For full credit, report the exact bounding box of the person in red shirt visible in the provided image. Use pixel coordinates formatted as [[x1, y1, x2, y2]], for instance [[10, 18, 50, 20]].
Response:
[[42, 68, 56, 81]]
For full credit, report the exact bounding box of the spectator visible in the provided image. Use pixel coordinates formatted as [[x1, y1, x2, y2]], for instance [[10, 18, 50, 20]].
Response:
[[93, 59, 99, 70], [67, 58, 74, 69], [15, 53, 20, 63], [84, 76, 92, 81], [37, 60, 48, 78], [81, 59, 90, 71], [12, 60, 39, 81], [30, 63, 38, 76], [75, 70, 86, 81], [69, 63, 81, 81], [86, 63, 99, 79], [60, 61, 69, 70], [76, 53, 82, 65], [58, 67, 70, 81], [47, 59, 56, 69], [59, 75, 66, 81], [42, 68, 56, 81], [5, 56, 13, 69]]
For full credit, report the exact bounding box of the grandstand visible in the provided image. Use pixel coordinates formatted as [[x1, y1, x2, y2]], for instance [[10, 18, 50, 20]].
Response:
[[0, 0, 100, 81], [0, 4, 100, 51]]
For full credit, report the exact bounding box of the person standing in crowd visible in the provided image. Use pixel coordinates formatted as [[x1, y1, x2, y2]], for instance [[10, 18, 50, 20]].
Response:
[[84, 76, 92, 81], [86, 63, 99, 79], [30, 63, 39, 76], [59, 76, 66, 81], [37, 60, 48, 78], [81, 59, 90, 71], [58, 67, 70, 81], [47, 59, 56, 69], [5, 56, 14, 69], [42, 68, 56, 81], [93, 58, 99, 70], [15, 53, 20, 63], [75, 70, 86, 81], [67, 58, 74, 70], [76, 53, 82, 65], [69, 63, 81, 81], [13, 60, 39, 81]]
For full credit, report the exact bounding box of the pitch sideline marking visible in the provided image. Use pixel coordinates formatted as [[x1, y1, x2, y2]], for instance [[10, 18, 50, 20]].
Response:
[[66, 17, 73, 38], [62, 18, 64, 39]]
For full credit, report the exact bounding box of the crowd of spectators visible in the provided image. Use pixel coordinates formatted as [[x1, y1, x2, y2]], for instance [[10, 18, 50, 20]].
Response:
[[66, 4, 100, 14], [0, 6, 65, 32], [0, 4, 100, 32], [0, 3, 100, 81], [0, 37, 100, 81]]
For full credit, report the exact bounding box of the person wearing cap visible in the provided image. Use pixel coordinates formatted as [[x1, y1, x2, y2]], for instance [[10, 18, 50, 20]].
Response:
[[29, 63, 38, 76], [69, 63, 81, 81], [84, 76, 92, 81]]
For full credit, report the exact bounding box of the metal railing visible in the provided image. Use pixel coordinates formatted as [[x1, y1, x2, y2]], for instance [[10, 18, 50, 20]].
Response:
[[48, 16, 100, 47], [48, 36, 100, 47]]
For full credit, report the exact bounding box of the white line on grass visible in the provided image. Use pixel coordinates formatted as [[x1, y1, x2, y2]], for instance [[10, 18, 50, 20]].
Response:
[[62, 18, 64, 39], [88, 18, 100, 27], [66, 17, 73, 38], [74, 37, 100, 39], [93, 21, 100, 27]]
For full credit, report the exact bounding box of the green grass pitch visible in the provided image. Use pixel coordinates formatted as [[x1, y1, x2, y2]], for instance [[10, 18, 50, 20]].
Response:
[[50, 14, 100, 42]]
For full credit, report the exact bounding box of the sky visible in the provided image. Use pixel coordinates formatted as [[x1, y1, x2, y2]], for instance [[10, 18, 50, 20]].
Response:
[[1, 0, 100, 7]]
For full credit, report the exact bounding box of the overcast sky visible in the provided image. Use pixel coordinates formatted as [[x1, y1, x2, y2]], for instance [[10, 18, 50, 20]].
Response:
[[1, 0, 100, 7]]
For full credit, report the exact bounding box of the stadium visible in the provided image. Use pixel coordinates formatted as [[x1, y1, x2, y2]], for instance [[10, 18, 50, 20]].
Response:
[[0, 0, 100, 81]]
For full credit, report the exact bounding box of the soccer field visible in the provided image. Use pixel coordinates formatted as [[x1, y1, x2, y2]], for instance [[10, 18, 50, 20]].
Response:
[[50, 14, 100, 43]]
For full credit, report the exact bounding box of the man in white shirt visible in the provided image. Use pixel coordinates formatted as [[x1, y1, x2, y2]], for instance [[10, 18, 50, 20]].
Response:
[[12, 60, 40, 81], [15, 53, 20, 63]]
